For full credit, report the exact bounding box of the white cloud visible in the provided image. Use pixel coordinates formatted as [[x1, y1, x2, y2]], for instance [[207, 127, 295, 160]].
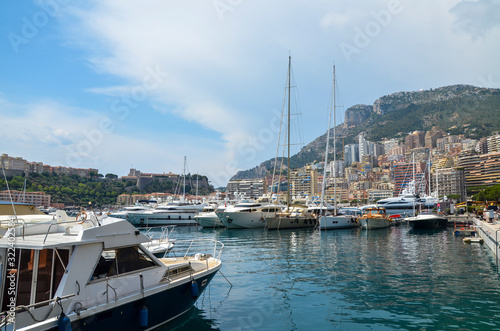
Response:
[[451, 0, 500, 38], [320, 12, 350, 29], [14, 0, 496, 185]]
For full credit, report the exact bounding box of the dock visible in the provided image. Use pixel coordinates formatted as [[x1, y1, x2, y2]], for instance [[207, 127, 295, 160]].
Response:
[[473, 218, 500, 260], [444, 215, 476, 236]]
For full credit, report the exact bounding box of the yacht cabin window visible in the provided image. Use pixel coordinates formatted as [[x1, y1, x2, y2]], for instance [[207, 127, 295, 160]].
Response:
[[92, 246, 158, 280], [1, 248, 70, 311]]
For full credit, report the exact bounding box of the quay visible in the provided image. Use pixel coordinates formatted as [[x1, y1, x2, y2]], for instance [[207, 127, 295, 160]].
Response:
[[473, 218, 500, 260]]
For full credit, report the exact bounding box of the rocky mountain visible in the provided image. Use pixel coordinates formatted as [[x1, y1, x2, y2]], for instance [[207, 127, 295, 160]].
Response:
[[230, 84, 500, 181]]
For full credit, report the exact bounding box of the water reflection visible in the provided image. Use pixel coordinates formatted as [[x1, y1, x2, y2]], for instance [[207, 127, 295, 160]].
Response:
[[154, 225, 500, 330], [162, 306, 220, 331]]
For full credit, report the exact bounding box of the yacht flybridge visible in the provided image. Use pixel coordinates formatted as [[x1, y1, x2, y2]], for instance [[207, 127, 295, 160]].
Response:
[[0, 212, 222, 330]]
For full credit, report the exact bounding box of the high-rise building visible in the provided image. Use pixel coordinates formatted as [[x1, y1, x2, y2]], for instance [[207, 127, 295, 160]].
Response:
[[330, 160, 345, 178], [405, 131, 426, 150], [457, 151, 500, 188], [383, 139, 399, 155], [392, 161, 426, 196], [487, 134, 500, 153], [476, 137, 488, 154], [344, 144, 359, 165], [430, 168, 467, 201], [425, 126, 446, 148], [290, 165, 318, 199], [358, 134, 368, 159]]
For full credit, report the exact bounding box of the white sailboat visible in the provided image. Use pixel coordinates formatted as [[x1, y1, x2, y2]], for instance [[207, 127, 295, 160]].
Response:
[[318, 65, 359, 230]]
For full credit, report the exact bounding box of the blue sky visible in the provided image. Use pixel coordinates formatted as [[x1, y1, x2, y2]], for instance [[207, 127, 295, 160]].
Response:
[[1, 0, 499, 187]]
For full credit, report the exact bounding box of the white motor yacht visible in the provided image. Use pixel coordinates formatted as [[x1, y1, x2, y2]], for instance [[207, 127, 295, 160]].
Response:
[[195, 204, 225, 228], [0, 211, 222, 330], [127, 201, 205, 227], [218, 202, 284, 229], [107, 203, 153, 220]]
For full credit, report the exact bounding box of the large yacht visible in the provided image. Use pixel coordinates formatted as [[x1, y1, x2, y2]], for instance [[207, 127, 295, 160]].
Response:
[[376, 193, 421, 217], [217, 201, 284, 229], [108, 203, 153, 220], [126, 201, 205, 227]]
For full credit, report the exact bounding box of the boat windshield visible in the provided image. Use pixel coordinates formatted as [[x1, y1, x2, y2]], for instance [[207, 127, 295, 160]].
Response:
[[92, 246, 158, 280]]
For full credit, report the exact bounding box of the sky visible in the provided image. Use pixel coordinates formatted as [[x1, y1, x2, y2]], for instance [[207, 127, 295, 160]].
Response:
[[1, 0, 499, 187]]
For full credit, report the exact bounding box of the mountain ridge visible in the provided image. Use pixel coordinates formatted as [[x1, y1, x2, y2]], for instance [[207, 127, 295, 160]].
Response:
[[230, 84, 500, 181]]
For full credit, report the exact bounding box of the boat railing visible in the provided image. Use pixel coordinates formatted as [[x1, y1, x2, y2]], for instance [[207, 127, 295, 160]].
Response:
[[167, 238, 224, 261], [0, 293, 76, 327], [0, 214, 104, 241], [137, 225, 176, 244]]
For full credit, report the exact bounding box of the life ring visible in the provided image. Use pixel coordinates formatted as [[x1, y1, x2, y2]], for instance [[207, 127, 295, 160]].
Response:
[[77, 211, 88, 224]]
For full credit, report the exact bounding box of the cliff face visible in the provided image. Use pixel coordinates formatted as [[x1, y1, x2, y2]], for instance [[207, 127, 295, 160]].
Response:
[[372, 84, 484, 115], [342, 104, 372, 129], [229, 84, 500, 182]]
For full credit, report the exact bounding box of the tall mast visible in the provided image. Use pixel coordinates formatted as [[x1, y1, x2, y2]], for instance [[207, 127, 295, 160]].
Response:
[[287, 56, 291, 210], [333, 65, 337, 215], [320, 65, 335, 216], [183, 156, 186, 202]]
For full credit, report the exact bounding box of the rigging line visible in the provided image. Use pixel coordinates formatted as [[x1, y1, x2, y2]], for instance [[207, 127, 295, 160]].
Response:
[[271, 69, 288, 202], [288, 62, 305, 158]]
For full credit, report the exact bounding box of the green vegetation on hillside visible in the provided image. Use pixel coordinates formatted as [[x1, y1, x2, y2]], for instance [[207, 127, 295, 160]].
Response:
[[0, 172, 214, 207], [0, 172, 127, 206]]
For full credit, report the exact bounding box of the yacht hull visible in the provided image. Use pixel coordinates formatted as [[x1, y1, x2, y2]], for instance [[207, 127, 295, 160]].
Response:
[[195, 213, 225, 228], [218, 212, 267, 229], [43, 269, 219, 331], [127, 213, 198, 226], [360, 217, 391, 230], [266, 216, 317, 230], [319, 215, 360, 230], [407, 215, 448, 230]]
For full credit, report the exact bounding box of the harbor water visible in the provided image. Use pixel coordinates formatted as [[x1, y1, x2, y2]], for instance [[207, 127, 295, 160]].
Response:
[[159, 225, 500, 331]]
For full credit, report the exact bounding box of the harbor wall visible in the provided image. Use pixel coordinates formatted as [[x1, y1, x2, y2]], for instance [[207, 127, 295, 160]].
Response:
[[474, 219, 500, 261]]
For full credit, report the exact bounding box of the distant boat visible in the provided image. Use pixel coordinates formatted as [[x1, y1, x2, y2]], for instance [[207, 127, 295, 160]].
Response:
[[359, 207, 393, 230], [376, 190, 421, 217], [194, 204, 225, 228], [405, 213, 448, 230], [126, 201, 204, 226], [140, 226, 176, 257], [108, 203, 153, 219]]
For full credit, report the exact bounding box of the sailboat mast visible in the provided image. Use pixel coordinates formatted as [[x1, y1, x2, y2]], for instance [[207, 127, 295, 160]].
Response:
[[320, 65, 334, 215], [183, 156, 186, 202], [287, 56, 291, 209], [333, 65, 337, 215]]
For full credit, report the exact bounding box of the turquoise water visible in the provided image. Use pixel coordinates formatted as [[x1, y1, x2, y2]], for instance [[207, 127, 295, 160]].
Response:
[[161, 226, 500, 331]]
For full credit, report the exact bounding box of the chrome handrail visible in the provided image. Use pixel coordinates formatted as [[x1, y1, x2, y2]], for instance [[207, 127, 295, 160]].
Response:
[[170, 238, 224, 260]]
